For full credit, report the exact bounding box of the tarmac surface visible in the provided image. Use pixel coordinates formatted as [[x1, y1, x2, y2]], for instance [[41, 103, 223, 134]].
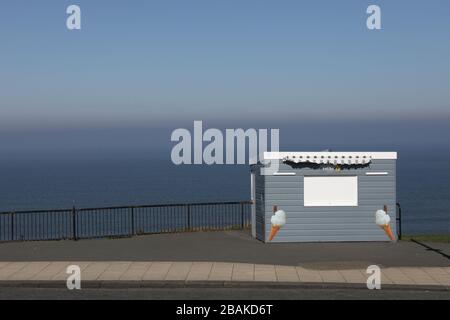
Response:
[[1, 286, 449, 300], [0, 230, 449, 268]]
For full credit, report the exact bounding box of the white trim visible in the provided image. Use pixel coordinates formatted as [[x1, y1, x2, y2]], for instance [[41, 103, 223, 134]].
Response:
[[264, 152, 397, 161], [273, 172, 296, 176], [366, 172, 389, 176]]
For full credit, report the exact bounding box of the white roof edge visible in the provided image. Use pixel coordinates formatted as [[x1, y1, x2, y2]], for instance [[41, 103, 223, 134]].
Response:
[[263, 152, 397, 160]]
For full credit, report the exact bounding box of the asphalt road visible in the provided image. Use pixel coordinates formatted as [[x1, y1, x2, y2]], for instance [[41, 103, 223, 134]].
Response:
[[0, 231, 449, 268], [0, 287, 449, 300]]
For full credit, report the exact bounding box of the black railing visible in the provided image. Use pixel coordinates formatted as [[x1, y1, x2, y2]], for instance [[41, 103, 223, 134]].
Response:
[[396, 202, 402, 240], [0, 201, 252, 242]]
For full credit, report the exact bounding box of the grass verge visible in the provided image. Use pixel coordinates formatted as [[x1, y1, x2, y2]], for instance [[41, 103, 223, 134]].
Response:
[[402, 234, 450, 243]]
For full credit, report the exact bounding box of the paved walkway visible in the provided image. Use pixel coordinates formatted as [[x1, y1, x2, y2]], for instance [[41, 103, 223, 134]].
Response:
[[1, 231, 449, 268], [0, 261, 449, 289]]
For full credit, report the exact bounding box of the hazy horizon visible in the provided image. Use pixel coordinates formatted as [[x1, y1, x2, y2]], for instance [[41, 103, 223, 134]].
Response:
[[0, 119, 449, 162]]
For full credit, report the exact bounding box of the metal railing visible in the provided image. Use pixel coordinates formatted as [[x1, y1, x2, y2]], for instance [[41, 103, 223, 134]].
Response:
[[396, 202, 402, 240], [0, 201, 252, 242]]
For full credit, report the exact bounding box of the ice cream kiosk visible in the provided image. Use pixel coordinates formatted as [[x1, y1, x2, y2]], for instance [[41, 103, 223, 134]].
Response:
[[250, 151, 398, 243]]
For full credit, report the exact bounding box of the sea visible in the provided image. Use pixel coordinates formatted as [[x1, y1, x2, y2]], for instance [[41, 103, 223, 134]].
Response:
[[0, 147, 449, 235]]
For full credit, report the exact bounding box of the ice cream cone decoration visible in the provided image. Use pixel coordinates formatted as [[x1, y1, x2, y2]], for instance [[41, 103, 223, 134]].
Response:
[[375, 205, 395, 241], [269, 205, 286, 242], [268, 225, 281, 241], [381, 224, 395, 241]]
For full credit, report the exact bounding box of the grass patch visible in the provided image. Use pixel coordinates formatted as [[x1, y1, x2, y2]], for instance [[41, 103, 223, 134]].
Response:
[[402, 234, 450, 243]]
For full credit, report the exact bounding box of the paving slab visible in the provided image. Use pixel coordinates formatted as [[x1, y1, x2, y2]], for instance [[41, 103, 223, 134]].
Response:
[[142, 262, 172, 280], [8, 262, 50, 281], [382, 268, 414, 285], [420, 268, 450, 286], [275, 265, 299, 282], [31, 262, 72, 281], [0, 262, 11, 269], [380, 270, 394, 285], [296, 267, 323, 283], [319, 270, 346, 283], [79, 262, 111, 281], [98, 262, 132, 281], [232, 263, 254, 281], [165, 262, 192, 281], [208, 262, 233, 281], [0, 262, 28, 281], [186, 262, 213, 281], [254, 264, 277, 282], [399, 267, 440, 286], [119, 262, 152, 281], [339, 269, 367, 284]]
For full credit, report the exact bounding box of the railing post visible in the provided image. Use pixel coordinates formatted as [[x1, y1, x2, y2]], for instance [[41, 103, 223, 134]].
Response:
[[241, 203, 245, 228], [130, 207, 135, 236], [396, 202, 402, 240], [11, 212, 15, 241], [72, 206, 77, 241], [187, 204, 191, 231]]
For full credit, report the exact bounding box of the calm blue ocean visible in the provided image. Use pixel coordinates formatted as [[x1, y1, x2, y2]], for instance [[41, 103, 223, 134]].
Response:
[[0, 147, 448, 235]]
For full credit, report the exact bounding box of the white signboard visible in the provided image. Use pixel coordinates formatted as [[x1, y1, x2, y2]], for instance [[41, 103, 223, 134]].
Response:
[[304, 176, 358, 207]]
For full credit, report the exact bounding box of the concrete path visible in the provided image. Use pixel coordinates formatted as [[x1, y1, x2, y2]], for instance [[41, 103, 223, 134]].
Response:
[[0, 261, 449, 289], [1, 231, 449, 268]]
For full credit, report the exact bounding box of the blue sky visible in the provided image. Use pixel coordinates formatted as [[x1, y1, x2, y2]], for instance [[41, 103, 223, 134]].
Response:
[[1, 1, 449, 126], [0, 1, 449, 152]]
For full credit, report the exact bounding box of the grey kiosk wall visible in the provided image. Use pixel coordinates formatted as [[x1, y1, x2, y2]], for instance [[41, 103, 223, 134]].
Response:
[[250, 152, 397, 243]]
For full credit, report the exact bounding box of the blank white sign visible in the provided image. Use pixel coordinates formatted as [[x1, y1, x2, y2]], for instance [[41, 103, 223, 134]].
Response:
[[304, 176, 358, 207]]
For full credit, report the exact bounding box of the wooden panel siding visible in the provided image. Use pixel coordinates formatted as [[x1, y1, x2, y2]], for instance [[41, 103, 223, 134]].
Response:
[[260, 159, 396, 242]]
